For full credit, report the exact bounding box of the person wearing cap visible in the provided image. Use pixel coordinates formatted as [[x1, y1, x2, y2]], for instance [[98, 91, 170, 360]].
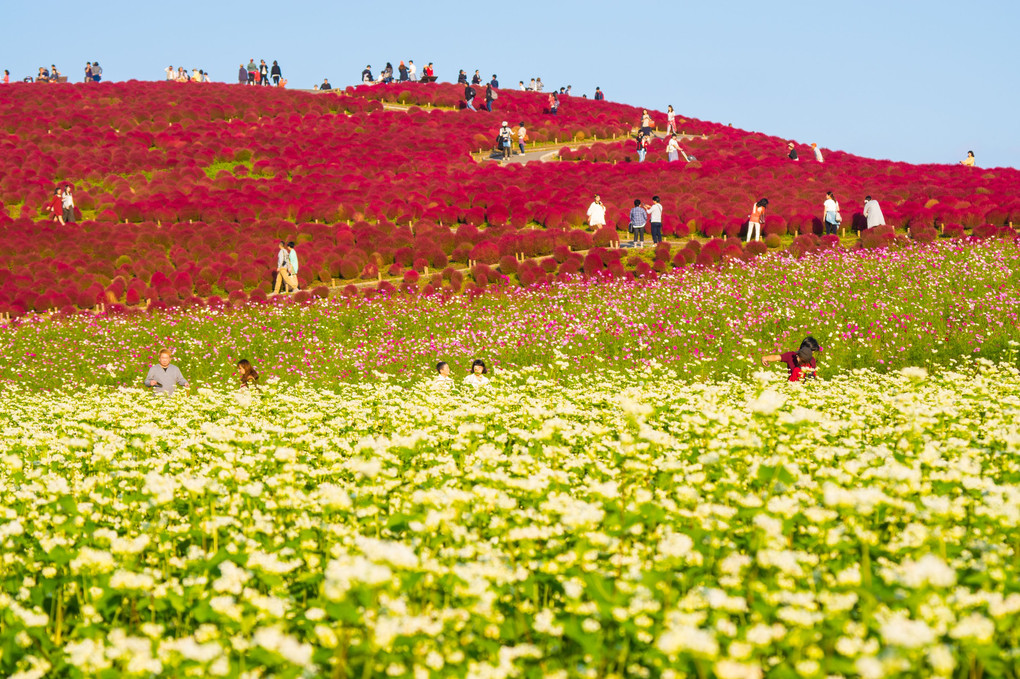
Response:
[[498, 121, 513, 161], [811, 142, 824, 163], [787, 142, 799, 161], [761, 337, 821, 382]]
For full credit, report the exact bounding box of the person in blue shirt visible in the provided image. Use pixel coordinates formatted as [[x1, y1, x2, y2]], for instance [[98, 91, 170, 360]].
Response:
[[629, 199, 648, 248], [594, 87, 604, 101], [490, 74, 499, 88]]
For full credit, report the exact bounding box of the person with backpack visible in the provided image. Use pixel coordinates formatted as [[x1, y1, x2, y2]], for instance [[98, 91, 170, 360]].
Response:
[[823, 191, 841, 236], [747, 198, 768, 242], [464, 84, 477, 111], [594, 87, 604, 101], [762, 337, 821, 382], [498, 121, 513, 161]]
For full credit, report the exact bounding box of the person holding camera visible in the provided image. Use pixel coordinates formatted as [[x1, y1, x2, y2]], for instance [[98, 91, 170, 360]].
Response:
[[762, 337, 821, 382], [747, 198, 768, 242]]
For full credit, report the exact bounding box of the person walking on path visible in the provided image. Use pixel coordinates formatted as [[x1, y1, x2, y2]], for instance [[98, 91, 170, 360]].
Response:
[[961, 150, 975, 167], [464, 84, 477, 111], [498, 121, 513, 161], [762, 337, 821, 382], [823, 191, 841, 236], [787, 142, 799, 160], [746, 198, 768, 242], [812, 142, 824, 163], [62, 185, 76, 224], [666, 135, 681, 162], [145, 349, 189, 395], [516, 121, 527, 155], [648, 196, 664, 244], [586, 195, 607, 229], [863, 195, 885, 229], [47, 188, 65, 225], [629, 199, 648, 248], [273, 241, 289, 292], [666, 105, 676, 134]]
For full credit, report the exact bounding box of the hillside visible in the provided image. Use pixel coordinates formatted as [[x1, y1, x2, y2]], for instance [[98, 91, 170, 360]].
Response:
[[0, 81, 1018, 315]]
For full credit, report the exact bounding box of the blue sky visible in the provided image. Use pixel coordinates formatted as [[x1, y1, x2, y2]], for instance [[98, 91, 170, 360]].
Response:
[[4, 0, 1017, 169]]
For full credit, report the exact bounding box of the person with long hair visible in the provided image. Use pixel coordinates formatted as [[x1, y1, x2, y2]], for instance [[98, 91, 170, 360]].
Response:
[[238, 359, 259, 389], [464, 359, 490, 387], [761, 337, 821, 382], [747, 198, 768, 242], [666, 105, 676, 134], [823, 191, 841, 236]]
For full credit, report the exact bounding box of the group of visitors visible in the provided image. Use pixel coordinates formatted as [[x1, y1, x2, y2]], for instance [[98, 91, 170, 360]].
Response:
[[585, 194, 666, 246], [238, 59, 283, 86], [17, 64, 99, 83], [46, 185, 76, 225], [495, 121, 528, 160], [633, 108, 694, 163], [462, 72, 500, 112], [144, 350, 259, 396], [272, 241, 300, 294], [361, 61, 435, 85], [166, 66, 212, 83], [433, 360, 490, 389], [786, 142, 825, 162]]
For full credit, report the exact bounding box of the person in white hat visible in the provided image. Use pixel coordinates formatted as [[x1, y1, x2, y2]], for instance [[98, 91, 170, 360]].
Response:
[[498, 121, 513, 161]]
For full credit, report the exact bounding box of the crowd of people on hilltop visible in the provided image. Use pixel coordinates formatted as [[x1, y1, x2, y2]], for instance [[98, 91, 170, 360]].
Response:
[[236, 59, 284, 87], [9, 63, 102, 83], [166, 66, 212, 83], [358, 60, 435, 85]]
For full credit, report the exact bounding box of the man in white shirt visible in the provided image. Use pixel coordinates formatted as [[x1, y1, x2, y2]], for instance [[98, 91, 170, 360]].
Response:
[[647, 196, 664, 243], [432, 362, 454, 390], [165, 65, 174, 81], [586, 195, 606, 228], [408, 60, 417, 81], [863, 196, 885, 229]]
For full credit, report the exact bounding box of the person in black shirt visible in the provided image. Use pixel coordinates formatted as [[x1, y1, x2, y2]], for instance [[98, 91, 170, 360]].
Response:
[[464, 85, 477, 111], [270, 60, 282, 85], [787, 142, 799, 161], [457, 69, 468, 84], [361, 65, 373, 83], [471, 70, 482, 85], [320, 78, 332, 90]]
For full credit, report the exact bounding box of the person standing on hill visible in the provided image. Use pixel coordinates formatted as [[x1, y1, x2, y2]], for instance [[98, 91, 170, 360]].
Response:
[[812, 143, 824, 162], [746, 198, 768, 242], [484, 83, 495, 112], [246, 59, 257, 85], [548, 92, 559, 115], [629, 199, 648, 248], [408, 60, 417, 81], [586, 195, 607, 229], [863, 195, 885, 229], [666, 135, 681, 162], [320, 78, 332, 91], [640, 110, 652, 136], [62, 185, 76, 224], [490, 74, 499, 88], [594, 86, 604, 100], [666, 105, 676, 135], [271, 60, 282, 85], [237, 64, 247, 84], [464, 84, 477, 111], [398, 61, 408, 81], [823, 191, 841, 236], [145, 349, 189, 395], [648, 196, 664, 244], [516, 121, 527, 155], [259, 60, 269, 86]]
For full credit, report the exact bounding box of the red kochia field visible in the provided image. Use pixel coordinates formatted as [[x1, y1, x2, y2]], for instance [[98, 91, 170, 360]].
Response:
[[0, 80, 1018, 316]]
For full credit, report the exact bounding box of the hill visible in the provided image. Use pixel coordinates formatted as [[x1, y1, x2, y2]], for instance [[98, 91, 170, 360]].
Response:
[[0, 81, 1018, 315]]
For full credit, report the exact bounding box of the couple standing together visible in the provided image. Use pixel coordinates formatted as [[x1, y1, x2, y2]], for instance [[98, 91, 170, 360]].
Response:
[[273, 241, 300, 294]]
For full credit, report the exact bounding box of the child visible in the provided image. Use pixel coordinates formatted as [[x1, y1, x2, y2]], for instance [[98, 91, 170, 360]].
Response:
[[761, 336, 821, 382]]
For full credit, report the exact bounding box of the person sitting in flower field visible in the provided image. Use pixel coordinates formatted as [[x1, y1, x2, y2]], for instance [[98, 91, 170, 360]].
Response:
[[238, 359, 259, 389], [145, 349, 189, 395], [761, 337, 821, 382], [432, 362, 454, 390], [464, 359, 490, 387]]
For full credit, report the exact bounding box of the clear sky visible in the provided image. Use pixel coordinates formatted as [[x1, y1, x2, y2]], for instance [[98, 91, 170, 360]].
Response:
[[4, 0, 1017, 169]]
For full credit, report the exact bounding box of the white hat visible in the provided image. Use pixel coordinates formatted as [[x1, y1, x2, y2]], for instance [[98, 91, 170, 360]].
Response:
[[501, 121, 508, 126]]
